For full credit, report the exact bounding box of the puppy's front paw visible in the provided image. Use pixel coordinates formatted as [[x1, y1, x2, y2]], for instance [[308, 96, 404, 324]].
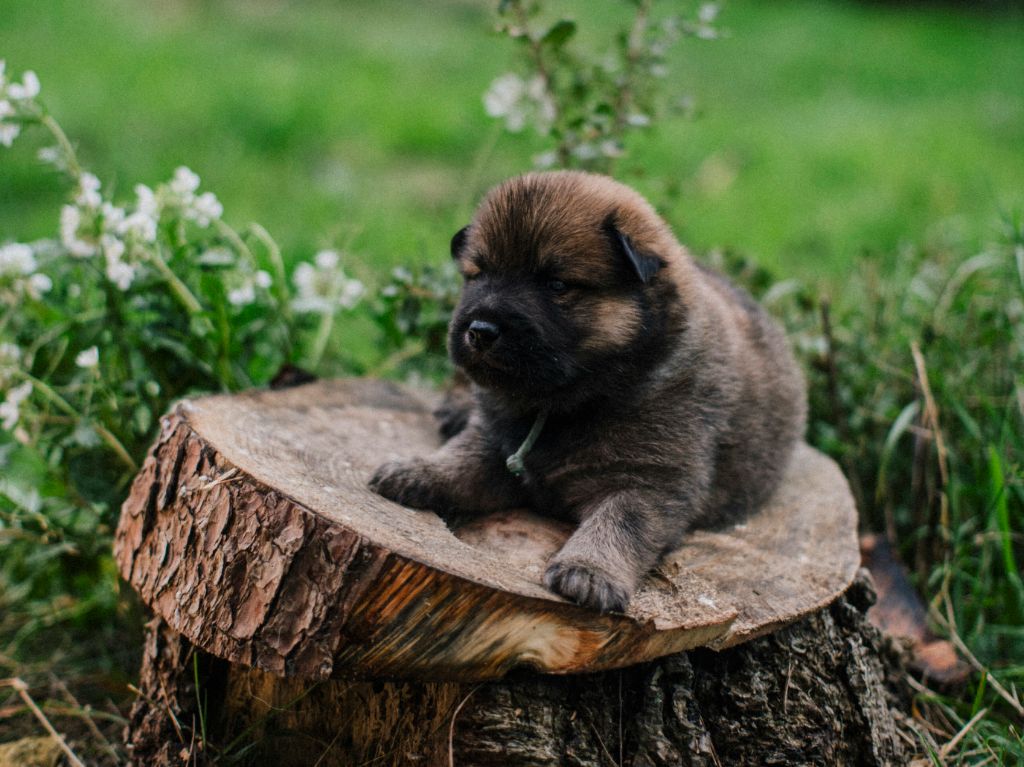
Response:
[[544, 558, 631, 613], [368, 459, 449, 511]]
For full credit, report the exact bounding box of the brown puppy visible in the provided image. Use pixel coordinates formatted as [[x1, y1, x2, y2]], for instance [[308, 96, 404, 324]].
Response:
[[370, 171, 807, 612]]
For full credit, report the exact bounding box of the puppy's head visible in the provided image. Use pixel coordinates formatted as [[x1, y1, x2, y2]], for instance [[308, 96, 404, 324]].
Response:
[[448, 171, 685, 408]]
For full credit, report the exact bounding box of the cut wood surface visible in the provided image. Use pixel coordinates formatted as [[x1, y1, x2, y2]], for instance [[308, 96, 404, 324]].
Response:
[[114, 378, 859, 681]]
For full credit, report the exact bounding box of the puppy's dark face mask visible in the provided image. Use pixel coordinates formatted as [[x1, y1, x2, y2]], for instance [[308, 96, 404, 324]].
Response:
[[448, 197, 667, 407]]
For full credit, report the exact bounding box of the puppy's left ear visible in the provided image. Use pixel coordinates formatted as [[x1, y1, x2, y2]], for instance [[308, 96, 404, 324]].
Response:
[[604, 215, 662, 284], [450, 226, 470, 260]]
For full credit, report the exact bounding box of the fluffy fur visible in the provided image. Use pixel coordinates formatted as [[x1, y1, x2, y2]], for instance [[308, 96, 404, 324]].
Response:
[[370, 171, 807, 612]]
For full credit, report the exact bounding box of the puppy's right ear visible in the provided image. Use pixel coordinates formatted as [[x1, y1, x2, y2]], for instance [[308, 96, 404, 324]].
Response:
[[450, 226, 470, 259]]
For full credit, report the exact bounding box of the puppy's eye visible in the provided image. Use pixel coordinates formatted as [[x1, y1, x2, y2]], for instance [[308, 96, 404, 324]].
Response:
[[547, 279, 568, 295]]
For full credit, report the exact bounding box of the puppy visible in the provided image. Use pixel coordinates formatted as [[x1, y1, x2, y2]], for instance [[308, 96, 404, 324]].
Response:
[[370, 171, 807, 612]]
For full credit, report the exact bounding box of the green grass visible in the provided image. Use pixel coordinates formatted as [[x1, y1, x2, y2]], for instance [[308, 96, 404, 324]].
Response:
[[1, 0, 1022, 287]]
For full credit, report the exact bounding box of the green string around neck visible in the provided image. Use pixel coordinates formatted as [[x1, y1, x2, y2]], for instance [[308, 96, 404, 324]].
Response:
[[506, 408, 549, 476]]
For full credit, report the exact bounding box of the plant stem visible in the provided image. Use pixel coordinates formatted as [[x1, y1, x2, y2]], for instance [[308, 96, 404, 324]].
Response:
[[248, 222, 295, 355], [216, 297, 233, 390], [22, 373, 138, 472], [215, 219, 256, 264], [149, 244, 204, 316], [309, 310, 335, 370], [39, 113, 83, 179], [508, 0, 568, 165], [248, 222, 289, 311]]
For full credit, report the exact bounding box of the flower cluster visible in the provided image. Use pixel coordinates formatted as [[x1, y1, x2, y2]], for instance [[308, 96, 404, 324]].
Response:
[[164, 166, 224, 227], [0, 242, 52, 302], [483, 73, 556, 134], [226, 265, 273, 307], [56, 166, 225, 291], [487, 2, 720, 173], [0, 340, 30, 435], [0, 60, 40, 147], [0, 61, 373, 466], [291, 249, 364, 315], [0, 380, 31, 432]]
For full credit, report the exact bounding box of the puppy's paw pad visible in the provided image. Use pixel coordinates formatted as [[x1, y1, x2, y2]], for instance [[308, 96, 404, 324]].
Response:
[[544, 560, 630, 613], [368, 460, 442, 511]]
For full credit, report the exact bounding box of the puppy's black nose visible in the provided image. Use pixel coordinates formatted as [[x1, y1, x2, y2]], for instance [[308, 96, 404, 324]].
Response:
[[466, 319, 500, 350]]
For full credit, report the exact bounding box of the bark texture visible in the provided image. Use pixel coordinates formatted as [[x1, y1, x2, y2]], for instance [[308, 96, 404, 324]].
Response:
[[125, 577, 912, 766]]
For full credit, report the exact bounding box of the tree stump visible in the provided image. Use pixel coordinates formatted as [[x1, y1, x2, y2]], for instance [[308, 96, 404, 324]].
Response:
[[114, 379, 913, 766]]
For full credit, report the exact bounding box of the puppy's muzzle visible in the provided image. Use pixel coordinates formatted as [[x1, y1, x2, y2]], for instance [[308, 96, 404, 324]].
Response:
[[466, 319, 501, 351]]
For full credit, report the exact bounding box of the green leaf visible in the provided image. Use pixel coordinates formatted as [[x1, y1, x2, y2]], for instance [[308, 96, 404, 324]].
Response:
[[988, 445, 1020, 583], [541, 19, 576, 49], [875, 400, 919, 502], [133, 404, 152, 435]]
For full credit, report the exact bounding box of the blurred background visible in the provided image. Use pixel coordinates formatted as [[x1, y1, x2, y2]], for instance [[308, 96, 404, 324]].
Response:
[[2, 0, 1022, 285]]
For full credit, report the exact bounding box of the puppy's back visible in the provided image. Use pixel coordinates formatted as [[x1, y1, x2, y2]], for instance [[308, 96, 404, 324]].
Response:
[[686, 261, 807, 520]]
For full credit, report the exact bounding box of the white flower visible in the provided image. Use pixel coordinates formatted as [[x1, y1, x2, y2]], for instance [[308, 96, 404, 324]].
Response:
[[692, 4, 720, 40], [76, 346, 99, 369], [227, 283, 255, 307], [0, 66, 38, 151], [1, 381, 32, 431], [170, 166, 200, 196], [135, 184, 159, 217], [101, 232, 135, 291], [699, 3, 719, 24], [185, 191, 222, 227], [0, 123, 20, 147], [0, 243, 37, 276], [524, 75, 556, 128], [0, 343, 21, 388], [119, 210, 158, 243], [26, 273, 51, 298], [117, 185, 159, 243], [6, 70, 39, 101], [0, 243, 51, 301], [76, 173, 102, 209], [338, 276, 365, 308], [571, 142, 599, 161], [0, 343, 20, 365], [37, 145, 61, 164], [227, 269, 272, 307], [600, 139, 624, 158], [105, 258, 135, 291], [483, 73, 555, 134], [161, 168, 222, 227], [100, 233, 125, 263], [291, 251, 364, 315], [60, 205, 96, 257], [315, 249, 339, 270], [484, 73, 527, 127], [102, 202, 126, 229], [533, 150, 559, 169]]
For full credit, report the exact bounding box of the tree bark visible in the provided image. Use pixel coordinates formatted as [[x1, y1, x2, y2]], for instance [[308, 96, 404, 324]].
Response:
[[124, 576, 912, 766], [113, 379, 910, 765]]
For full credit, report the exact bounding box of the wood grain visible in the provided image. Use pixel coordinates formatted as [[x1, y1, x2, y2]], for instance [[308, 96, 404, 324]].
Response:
[[114, 378, 859, 681]]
